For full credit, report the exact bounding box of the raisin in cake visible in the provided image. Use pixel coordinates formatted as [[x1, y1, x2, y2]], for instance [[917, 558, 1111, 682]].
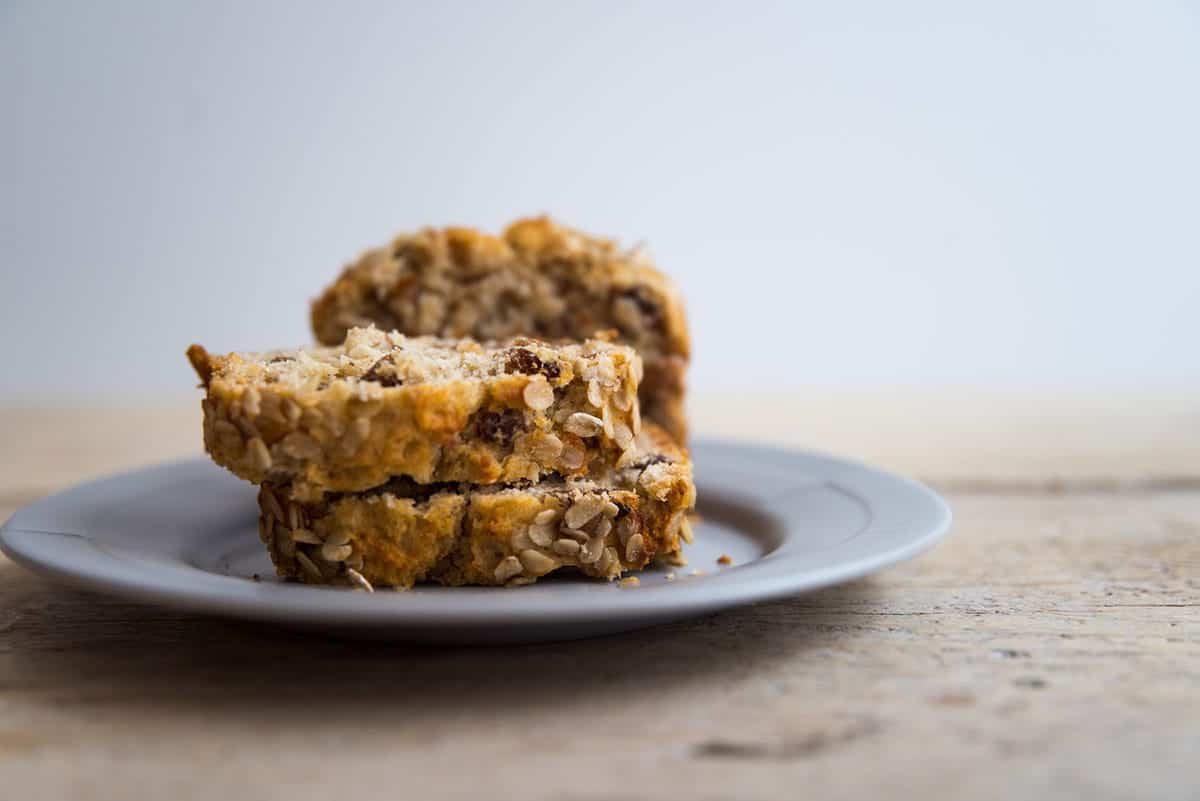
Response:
[[310, 216, 690, 441]]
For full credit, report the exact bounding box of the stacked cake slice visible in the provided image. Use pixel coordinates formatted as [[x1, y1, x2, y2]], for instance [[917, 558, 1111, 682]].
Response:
[[188, 218, 695, 590], [254, 424, 694, 590], [187, 219, 696, 587], [187, 327, 645, 498]]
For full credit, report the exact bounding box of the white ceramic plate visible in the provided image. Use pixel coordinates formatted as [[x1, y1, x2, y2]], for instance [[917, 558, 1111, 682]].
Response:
[[0, 440, 950, 643]]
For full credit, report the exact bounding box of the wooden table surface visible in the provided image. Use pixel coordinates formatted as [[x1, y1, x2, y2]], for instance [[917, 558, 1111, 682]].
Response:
[[1, 392, 1197, 801]]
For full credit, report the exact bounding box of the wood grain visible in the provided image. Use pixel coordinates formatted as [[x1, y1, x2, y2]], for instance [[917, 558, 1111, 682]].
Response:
[[1, 396, 1197, 801]]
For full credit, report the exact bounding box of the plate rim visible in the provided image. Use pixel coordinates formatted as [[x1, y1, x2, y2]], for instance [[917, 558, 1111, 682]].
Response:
[[0, 440, 952, 628]]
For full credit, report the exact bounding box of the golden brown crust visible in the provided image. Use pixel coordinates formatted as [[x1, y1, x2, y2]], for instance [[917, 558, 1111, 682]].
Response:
[[310, 216, 690, 441], [189, 327, 642, 500], [258, 424, 695, 589]]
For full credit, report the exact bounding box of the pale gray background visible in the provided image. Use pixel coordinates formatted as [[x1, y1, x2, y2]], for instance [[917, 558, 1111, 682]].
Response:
[[2, 1, 1197, 398]]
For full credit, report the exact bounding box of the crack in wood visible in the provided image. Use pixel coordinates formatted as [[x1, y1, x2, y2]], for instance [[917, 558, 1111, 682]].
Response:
[[933, 477, 1200, 495], [692, 719, 881, 761]]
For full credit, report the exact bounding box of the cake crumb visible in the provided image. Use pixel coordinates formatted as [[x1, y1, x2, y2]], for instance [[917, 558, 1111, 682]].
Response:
[[664, 551, 688, 567], [665, 572, 676, 582], [250, 573, 261, 582], [690, 569, 708, 577], [618, 576, 641, 588], [717, 554, 733, 566]]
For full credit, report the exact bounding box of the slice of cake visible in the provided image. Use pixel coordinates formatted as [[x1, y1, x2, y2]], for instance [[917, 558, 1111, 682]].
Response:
[[187, 326, 643, 500], [257, 424, 696, 589], [310, 216, 691, 441]]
